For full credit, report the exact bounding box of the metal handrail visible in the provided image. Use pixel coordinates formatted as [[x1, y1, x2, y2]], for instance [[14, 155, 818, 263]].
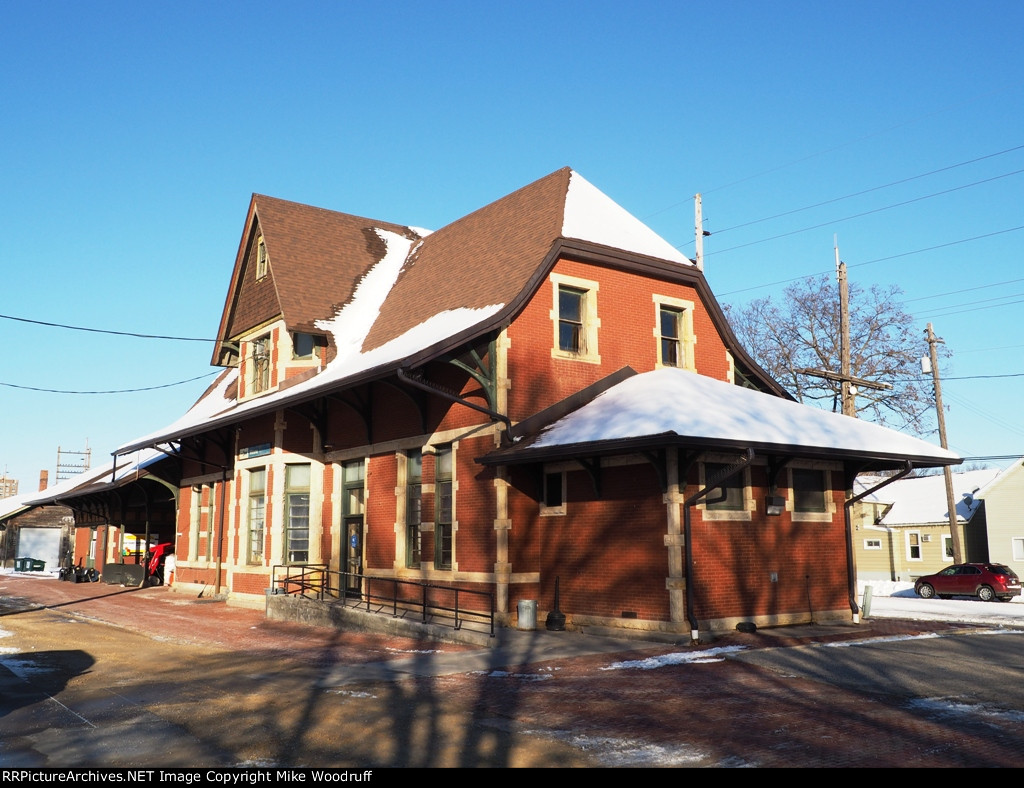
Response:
[[270, 564, 495, 636]]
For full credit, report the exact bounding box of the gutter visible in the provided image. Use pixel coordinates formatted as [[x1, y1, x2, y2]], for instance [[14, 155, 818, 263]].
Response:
[[683, 448, 755, 644], [843, 460, 913, 622]]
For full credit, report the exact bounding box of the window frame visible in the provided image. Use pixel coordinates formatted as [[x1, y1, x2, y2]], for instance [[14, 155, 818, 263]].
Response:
[[789, 466, 836, 523], [540, 469, 567, 517], [652, 294, 696, 370], [1013, 537, 1024, 562], [549, 272, 601, 364], [284, 464, 311, 564], [256, 236, 269, 280], [251, 334, 272, 394], [247, 468, 266, 565], [434, 446, 454, 570], [906, 530, 923, 561], [697, 459, 753, 521], [864, 538, 883, 550], [405, 449, 423, 568]]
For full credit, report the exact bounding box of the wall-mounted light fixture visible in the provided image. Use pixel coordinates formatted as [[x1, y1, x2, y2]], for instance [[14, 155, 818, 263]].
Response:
[[765, 494, 786, 516]]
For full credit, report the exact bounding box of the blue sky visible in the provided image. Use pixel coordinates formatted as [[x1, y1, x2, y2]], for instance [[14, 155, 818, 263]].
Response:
[[2, 1, 1022, 490]]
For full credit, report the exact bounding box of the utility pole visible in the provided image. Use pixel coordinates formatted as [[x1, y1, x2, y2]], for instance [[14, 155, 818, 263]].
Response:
[[836, 240, 854, 416], [694, 193, 705, 272], [925, 322, 963, 564], [796, 240, 891, 414]]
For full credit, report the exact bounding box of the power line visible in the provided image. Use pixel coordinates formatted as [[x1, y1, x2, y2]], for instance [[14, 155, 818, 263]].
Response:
[[711, 167, 1024, 256], [711, 144, 1024, 235], [717, 224, 1024, 297], [0, 372, 218, 395], [904, 277, 1024, 304], [0, 312, 215, 342]]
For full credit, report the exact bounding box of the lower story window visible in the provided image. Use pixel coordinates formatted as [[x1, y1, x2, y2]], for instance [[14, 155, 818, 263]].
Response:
[[406, 450, 422, 568], [285, 464, 310, 563], [248, 468, 266, 564], [435, 446, 453, 570]]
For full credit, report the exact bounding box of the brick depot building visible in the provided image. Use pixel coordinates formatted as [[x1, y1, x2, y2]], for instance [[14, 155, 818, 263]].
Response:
[[113, 168, 958, 637]]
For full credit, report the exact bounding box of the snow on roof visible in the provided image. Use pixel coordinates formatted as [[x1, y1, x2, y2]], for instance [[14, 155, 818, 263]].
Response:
[[2, 449, 167, 511], [872, 468, 1002, 526], [563, 171, 694, 266], [119, 228, 505, 452], [528, 368, 960, 464]]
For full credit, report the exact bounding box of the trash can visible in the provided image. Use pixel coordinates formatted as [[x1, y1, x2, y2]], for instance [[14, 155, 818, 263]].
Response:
[[517, 599, 537, 631], [29, 559, 45, 572]]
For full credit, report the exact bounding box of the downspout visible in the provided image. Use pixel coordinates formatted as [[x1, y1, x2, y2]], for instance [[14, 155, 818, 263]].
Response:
[[215, 465, 228, 596], [843, 460, 913, 622], [397, 367, 512, 441], [683, 448, 755, 644]]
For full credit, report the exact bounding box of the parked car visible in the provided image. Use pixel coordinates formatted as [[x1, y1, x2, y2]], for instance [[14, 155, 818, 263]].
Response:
[[915, 563, 1022, 602]]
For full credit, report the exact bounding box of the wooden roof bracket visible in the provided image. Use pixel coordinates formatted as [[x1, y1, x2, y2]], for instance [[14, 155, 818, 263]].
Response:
[[397, 367, 511, 443], [577, 457, 602, 499]]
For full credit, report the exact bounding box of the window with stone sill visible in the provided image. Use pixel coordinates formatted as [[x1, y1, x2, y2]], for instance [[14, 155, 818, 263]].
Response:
[[549, 273, 600, 363]]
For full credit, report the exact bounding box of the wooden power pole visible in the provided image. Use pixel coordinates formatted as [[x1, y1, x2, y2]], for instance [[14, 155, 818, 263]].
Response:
[[797, 240, 891, 414], [925, 322, 963, 564]]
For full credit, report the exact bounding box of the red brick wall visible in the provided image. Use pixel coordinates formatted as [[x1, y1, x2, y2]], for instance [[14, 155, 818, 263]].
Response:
[[365, 454, 397, 569], [506, 257, 731, 420]]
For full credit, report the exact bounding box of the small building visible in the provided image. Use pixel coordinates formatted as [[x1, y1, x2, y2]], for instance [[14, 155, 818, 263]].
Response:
[[852, 468, 999, 582], [976, 458, 1024, 577]]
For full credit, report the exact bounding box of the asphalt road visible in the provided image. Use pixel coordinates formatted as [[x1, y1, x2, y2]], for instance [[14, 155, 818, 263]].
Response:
[[3, 575, 1024, 767]]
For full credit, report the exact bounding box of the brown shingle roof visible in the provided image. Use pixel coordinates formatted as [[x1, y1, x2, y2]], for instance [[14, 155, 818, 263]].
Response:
[[363, 168, 570, 351], [253, 194, 420, 336]]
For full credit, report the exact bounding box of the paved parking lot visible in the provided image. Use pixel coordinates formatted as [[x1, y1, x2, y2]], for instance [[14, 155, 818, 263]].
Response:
[[3, 573, 1024, 767]]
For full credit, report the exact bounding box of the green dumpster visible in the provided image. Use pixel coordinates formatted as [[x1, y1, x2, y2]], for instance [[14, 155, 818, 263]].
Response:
[[14, 557, 29, 571], [29, 559, 45, 571]]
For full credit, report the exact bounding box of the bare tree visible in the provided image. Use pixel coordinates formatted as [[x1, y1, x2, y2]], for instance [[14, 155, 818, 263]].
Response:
[[726, 276, 942, 436]]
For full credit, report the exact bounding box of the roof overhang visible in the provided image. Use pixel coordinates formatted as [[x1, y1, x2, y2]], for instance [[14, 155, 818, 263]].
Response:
[[479, 368, 960, 473]]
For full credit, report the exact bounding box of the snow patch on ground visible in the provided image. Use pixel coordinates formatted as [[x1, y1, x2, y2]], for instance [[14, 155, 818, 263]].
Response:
[[908, 697, 1024, 724], [600, 645, 747, 671], [0, 655, 48, 680], [537, 730, 752, 767], [479, 670, 553, 681], [824, 632, 942, 648]]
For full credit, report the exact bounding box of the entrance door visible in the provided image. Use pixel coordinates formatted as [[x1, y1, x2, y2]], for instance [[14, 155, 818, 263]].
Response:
[[344, 517, 362, 597]]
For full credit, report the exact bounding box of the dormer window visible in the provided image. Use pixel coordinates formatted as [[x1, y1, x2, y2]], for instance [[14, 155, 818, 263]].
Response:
[[256, 236, 268, 280], [252, 335, 271, 394], [292, 332, 322, 360]]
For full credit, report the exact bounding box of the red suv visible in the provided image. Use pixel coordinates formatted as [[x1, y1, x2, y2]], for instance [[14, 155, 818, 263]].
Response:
[[915, 563, 1022, 602]]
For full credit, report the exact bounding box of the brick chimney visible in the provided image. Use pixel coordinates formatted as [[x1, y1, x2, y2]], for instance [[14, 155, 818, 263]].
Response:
[[38, 470, 48, 492]]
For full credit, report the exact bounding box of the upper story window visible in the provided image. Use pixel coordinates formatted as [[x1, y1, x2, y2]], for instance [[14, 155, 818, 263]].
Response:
[[550, 272, 600, 363], [256, 236, 269, 280], [653, 295, 696, 370], [292, 332, 324, 361], [251, 334, 271, 394], [558, 286, 586, 353]]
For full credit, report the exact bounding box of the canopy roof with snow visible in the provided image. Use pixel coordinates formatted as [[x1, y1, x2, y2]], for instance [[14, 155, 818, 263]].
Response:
[[481, 368, 961, 470], [0, 449, 168, 518], [118, 168, 783, 456]]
